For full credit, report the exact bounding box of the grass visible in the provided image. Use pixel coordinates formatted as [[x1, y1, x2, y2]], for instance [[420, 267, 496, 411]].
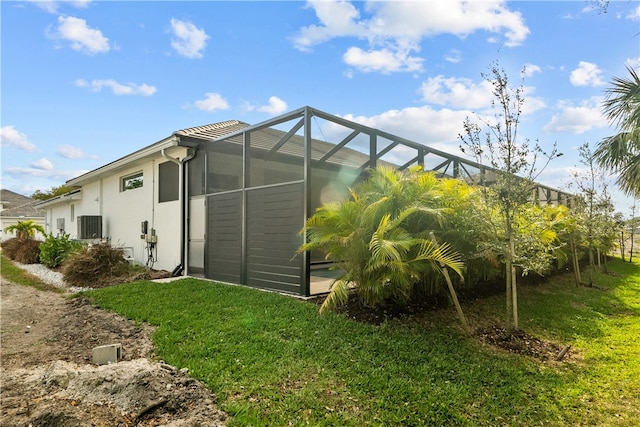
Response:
[[60, 259, 640, 425], [0, 254, 62, 293]]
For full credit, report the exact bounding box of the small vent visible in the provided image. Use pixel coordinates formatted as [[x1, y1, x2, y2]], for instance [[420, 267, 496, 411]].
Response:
[[78, 215, 102, 239], [56, 218, 65, 230]]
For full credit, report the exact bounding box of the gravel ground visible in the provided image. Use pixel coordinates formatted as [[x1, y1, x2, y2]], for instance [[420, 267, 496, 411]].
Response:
[[15, 262, 91, 293]]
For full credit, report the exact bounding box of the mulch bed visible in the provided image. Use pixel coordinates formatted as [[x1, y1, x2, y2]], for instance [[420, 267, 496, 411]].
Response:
[[322, 291, 572, 362], [474, 323, 568, 361]]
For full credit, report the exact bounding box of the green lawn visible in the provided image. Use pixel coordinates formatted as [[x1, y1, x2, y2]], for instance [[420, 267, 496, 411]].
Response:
[[74, 259, 640, 425]]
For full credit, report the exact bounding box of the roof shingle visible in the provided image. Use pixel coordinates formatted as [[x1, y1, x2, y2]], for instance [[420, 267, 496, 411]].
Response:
[[0, 189, 44, 218]]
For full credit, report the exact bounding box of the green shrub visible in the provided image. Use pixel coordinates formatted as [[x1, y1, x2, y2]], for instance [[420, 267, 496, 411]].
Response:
[[62, 243, 131, 288], [39, 233, 84, 268], [1, 237, 42, 264]]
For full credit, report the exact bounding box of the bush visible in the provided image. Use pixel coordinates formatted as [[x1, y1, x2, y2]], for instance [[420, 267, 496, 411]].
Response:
[[62, 243, 131, 288], [39, 233, 84, 268], [1, 238, 21, 259], [1, 237, 41, 264]]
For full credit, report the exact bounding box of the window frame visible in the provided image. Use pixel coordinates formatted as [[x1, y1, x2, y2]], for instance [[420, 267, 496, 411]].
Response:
[[121, 171, 144, 192]]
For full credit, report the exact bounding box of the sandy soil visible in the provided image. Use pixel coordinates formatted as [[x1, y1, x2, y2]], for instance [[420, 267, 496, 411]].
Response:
[[0, 281, 227, 426]]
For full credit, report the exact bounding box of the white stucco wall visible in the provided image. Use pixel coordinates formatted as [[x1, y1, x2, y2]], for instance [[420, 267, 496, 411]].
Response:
[[97, 153, 184, 271], [41, 146, 187, 272], [43, 200, 77, 237]]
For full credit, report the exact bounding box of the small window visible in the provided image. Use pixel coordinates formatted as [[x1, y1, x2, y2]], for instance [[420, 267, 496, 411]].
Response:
[[159, 161, 179, 202], [70, 204, 75, 222], [122, 171, 143, 192]]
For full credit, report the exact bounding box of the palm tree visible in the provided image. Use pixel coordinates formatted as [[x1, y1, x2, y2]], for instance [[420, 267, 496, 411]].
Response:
[[299, 166, 464, 313], [4, 220, 45, 240], [594, 66, 640, 196]]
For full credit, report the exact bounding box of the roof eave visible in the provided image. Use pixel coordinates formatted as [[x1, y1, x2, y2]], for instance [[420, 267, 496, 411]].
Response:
[[67, 136, 180, 186], [35, 189, 83, 208]]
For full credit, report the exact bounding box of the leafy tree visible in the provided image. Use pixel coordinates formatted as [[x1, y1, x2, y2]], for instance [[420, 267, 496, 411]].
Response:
[[32, 184, 77, 201], [299, 166, 464, 314], [4, 220, 45, 240], [459, 63, 560, 331], [594, 66, 640, 196], [570, 143, 621, 282]]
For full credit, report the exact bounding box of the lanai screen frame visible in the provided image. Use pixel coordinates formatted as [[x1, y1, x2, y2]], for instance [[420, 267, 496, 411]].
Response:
[[192, 106, 573, 297]]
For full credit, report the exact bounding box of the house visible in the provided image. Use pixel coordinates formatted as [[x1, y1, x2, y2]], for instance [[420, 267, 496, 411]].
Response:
[[37, 106, 572, 296], [0, 189, 45, 242]]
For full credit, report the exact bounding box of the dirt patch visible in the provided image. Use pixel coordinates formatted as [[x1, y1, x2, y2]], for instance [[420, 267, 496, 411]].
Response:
[[474, 323, 572, 361], [1, 281, 227, 426]]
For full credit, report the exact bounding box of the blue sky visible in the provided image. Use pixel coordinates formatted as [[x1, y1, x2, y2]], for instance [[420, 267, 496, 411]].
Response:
[[1, 0, 638, 212]]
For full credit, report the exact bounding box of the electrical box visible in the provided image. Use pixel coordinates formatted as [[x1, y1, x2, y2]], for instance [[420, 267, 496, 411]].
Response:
[[56, 218, 65, 231], [146, 228, 158, 243], [77, 215, 102, 239]]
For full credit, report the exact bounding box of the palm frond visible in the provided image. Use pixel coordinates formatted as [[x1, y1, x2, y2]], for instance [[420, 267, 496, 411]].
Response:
[[319, 280, 351, 314]]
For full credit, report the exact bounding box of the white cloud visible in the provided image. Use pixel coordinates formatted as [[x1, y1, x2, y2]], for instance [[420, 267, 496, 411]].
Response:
[[257, 96, 288, 115], [28, 0, 92, 14], [292, 0, 365, 52], [625, 57, 640, 70], [543, 97, 609, 134], [57, 144, 97, 159], [292, 1, 529, 74], [294, 1, 529, 50], [570, 61, 605, 87], [445, 49, 462, 64], [627, 5, 640, 20], [75, 79, 157, 96], [0, 126, 37, 152], [50, 16, 109, 55], [337, 106, 472, 148], [31, 158, 54, 170], [343, 46, 423, 73], [194, 92, 229, 112], [418, 75, 494, 109], [520, 85, 547, 115], [522, 63, 541, 77], [170, 18, 209, 59], [4, 166, 83, 181]]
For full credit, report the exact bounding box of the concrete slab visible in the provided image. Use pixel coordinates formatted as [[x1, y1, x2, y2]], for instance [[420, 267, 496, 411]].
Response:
[[92, 343, 122, 365]]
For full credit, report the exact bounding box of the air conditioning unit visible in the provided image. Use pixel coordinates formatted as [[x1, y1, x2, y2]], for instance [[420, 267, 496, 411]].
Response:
[[78, 215, 102, 239]]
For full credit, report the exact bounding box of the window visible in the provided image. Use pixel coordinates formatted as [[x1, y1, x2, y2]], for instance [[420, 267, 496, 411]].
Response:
[[70, 204, 75, 222], [121, 171, 143, 192], [159, 161, 179, 202]]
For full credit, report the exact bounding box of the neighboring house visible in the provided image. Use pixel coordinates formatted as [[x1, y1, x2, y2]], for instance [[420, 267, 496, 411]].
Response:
[[0, 189, 46, 242], [37, 106, 572, 297]]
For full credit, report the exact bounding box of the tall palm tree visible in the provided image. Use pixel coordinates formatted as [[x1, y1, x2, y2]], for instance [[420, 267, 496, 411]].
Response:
[[595, 66, 640, 196]]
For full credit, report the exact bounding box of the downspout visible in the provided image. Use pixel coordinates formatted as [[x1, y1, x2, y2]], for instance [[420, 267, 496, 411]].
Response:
[[161, 147, 195, 276]]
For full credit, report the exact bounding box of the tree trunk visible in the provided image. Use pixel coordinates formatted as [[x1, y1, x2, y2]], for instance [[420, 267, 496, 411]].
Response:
[[430, 232, 470, 335], [569, 237, 581, 287], [505, 256, 513, 331], [587, 247, 595, 286], [510, 233, 518, 330]]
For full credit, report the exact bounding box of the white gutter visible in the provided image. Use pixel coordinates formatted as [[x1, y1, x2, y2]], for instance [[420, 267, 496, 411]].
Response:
[[161, 147, 196, 276]]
